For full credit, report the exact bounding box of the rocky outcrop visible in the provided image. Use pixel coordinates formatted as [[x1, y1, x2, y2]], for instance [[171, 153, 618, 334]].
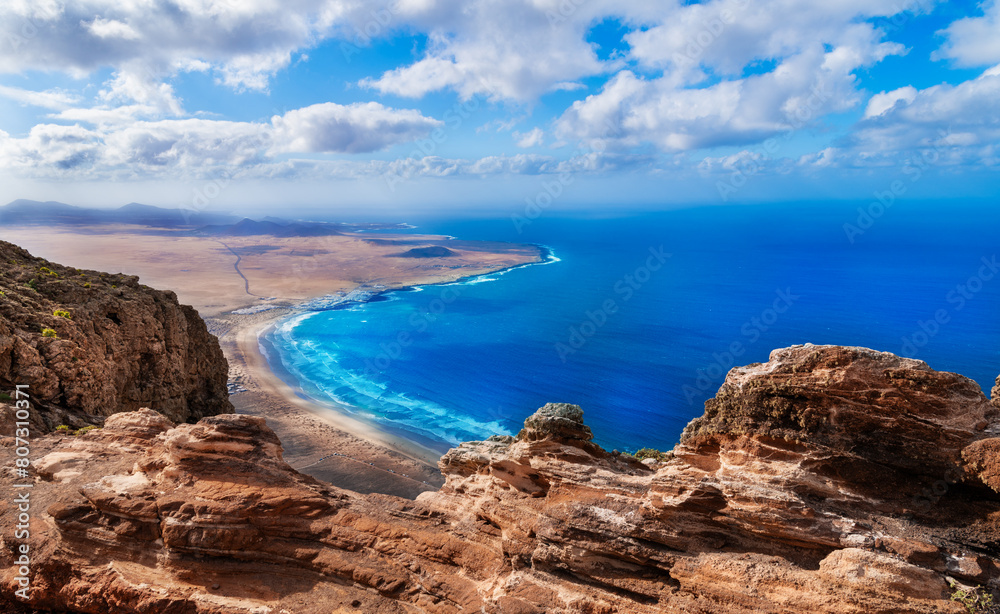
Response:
[[2, 345, 999, 613], [0, 240, 232, 431], [993, 374, 999, 409]]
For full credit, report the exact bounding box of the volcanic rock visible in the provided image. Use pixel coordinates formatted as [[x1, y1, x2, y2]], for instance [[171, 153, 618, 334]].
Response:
[[2, 344, 1000, 613], [0, 240, 232, 432]]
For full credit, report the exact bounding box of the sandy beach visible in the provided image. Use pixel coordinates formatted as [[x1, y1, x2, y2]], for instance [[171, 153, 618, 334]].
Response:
[[0, 223, 543, 497]]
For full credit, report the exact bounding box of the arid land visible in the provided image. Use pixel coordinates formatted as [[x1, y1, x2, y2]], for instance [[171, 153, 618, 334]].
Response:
[[0, 223, 544, 497]]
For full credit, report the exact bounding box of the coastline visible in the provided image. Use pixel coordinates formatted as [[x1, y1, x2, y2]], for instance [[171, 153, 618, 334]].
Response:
[[211, 243, 556, 497]]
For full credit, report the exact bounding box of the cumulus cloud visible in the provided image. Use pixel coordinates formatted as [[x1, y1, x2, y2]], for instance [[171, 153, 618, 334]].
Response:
[[864, 86, 918, 118], [361, 0, 613, 101], [935, 1, 1000, 67], [83, 17, 140, 41], [809, 66, 1000, 168], [0, 101, 442, 178], [514, 128, 544, 148], [271, 102, 443, 154], [552, 0, 905, 152], [0, 124, 103, 171], [0, 0, 350, 91]]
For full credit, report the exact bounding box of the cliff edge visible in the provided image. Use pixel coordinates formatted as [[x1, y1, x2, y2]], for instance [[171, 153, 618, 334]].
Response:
[[0, 240, 232, 431], [2, 344, 999, 613]]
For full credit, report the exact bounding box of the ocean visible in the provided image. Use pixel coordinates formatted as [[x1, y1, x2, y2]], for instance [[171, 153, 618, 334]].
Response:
[[260, 202, 1000, 454]]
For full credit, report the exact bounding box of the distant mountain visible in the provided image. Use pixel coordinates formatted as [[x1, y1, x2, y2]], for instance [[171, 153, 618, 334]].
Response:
[[0, 199, 106, 225], [196, 218, 344, 237], [0, 200, 240, 227], [393, 246, 457, 258]]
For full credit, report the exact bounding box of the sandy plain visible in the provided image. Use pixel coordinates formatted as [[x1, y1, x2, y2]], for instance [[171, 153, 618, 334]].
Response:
[[0, 223, 543, 497]]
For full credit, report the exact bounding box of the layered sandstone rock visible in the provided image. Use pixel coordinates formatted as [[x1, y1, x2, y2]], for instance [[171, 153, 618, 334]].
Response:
[[2, 345, 999, 613], [0, 240, 232, 431], [993, 374, 999, 409]]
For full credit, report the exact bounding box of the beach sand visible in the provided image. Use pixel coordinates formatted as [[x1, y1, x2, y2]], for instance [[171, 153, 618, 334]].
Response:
[[0, 223, 543, 498]]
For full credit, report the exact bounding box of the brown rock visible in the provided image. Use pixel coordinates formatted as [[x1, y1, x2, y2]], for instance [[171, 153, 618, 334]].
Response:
[[3, 346, 999, 613], [962, 437, 1000, 492], [0, 240, 232, 431], [993, 373, 999, 410], [682, 344, 991, 483]]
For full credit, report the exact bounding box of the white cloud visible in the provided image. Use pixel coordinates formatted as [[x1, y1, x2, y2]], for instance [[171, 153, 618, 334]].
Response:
[[0, 85, 79, 110], [98, 66, 184, 116], [83, 17, 140, 40], [935, 1, 1000, 67], [864, 86, 918, 118], [552, 0, 906, 152], [514, 127, 543, 148], [0, 0, 352, 92], [0, 124, 103, 171], [818, 66, 1000, 168], [271, 102, 443, 154], [361, 0, 611, 101], [0, 101, 443, 177]]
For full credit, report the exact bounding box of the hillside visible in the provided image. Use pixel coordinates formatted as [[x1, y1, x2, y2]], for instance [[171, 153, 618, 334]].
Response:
[[0, 240, 233, 431]]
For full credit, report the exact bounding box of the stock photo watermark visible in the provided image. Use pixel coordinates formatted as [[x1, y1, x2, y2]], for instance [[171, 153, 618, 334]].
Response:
[[716, 83, 833, 201], [555, 246, 671, 362], [341, 3, 403, 62], [682, 288, 800, 404], [8, 385, 33, 601], [363, 285, 463, 375], [843, 129, 954, 243], [512, 117, 624, 233], [899, 255, 998, 358]]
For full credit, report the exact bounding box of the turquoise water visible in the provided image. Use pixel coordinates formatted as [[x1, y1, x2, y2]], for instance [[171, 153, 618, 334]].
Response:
[[261, 203, 1000, 453]]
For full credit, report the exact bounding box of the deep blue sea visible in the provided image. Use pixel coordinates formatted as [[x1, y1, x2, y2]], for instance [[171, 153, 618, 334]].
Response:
[[261, 203, 1000, 454]]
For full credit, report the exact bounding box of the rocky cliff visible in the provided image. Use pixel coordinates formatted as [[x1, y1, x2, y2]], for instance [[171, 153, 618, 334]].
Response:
[[2, 344, 999, 613], [0, 240, 232, 431]]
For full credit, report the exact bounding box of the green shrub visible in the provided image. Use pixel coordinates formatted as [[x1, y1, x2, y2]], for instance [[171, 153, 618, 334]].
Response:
[[950, 582, 1000, 613], [26, 279, 37, 291], [0, 392, 11, 402], [55, 425, 71, 432], [41, 327, 58, 338], [634, 448, 672, 462], [83, 282, 91, 288], [75, 425, 99, 436], [39, 267, 58, 277], [53, 309, 72, 319]]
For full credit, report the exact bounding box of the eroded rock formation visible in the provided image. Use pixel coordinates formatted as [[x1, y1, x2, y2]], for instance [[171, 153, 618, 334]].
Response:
[[2, 344, 998, 613], [993, 373, 999, 409], [0, 240, 232, 431]]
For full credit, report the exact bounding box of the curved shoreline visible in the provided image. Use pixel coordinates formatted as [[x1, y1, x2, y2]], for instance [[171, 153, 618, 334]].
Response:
[[235, 309, 447, 466], [253, 245, 560, 452]]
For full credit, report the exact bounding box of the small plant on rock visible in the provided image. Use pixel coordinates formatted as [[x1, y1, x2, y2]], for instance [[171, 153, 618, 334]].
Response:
[[41, 327, 58, 338], [39, 266, 58, 277], [75, 425, 99, 436], [634, 447, 672, 462], [55, 425, 72, 433], [950, 581, 1000, 614], [53, 309, 72, 319]]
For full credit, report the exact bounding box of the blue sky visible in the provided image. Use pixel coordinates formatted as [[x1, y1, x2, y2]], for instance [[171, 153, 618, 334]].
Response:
[[0, 0, 997, 215]]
